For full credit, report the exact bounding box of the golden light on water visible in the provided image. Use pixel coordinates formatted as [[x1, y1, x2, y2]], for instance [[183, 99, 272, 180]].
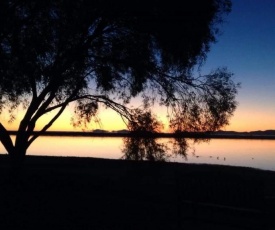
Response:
[[1, 136, 275, 171], [189, 139, 275, 170]]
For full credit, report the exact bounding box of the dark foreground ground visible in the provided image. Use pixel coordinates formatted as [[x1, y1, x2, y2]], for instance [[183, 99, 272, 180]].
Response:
[[0, 155, 275, 230]]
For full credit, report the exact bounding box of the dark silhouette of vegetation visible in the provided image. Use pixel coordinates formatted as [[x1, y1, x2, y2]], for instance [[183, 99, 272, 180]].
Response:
[[127, 109, 163, 134], [122, 110, 168, 161], [0, 0, 239, 162], [122, 110, 190, 161]]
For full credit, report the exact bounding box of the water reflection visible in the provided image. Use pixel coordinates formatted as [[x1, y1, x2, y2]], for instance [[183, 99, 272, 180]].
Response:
[[1, 136, 275, 170], [121, 137, 193, 161], [170, 137, 190, 160]]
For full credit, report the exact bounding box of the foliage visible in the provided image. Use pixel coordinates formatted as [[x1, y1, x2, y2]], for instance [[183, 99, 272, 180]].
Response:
[[0, 0, 238, 159], [168, 67, 240, 132], [127, 109, 164, 133]]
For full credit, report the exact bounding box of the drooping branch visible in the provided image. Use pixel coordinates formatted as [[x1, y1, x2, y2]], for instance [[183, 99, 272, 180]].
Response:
[[90, 95, 133, 121], [44, 98, 79, 114]]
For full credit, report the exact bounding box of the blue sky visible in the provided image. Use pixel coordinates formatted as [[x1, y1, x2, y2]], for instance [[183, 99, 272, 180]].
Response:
[[200, 0, 275, 131]]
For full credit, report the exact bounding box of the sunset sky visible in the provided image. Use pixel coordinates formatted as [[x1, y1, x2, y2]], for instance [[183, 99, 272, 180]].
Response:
[[2, 0, 275, 133], [201, 0, 275, 132]]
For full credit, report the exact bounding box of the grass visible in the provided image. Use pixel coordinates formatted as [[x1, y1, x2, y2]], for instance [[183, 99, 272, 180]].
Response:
[[0, 155, 275, 229]]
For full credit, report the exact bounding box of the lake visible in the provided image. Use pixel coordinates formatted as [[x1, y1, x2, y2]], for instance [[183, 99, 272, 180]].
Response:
[[1, 136, 275, 171]]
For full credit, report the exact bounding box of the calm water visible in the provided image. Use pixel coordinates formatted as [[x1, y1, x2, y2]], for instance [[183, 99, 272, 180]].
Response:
[[1, 136, 275, 171]]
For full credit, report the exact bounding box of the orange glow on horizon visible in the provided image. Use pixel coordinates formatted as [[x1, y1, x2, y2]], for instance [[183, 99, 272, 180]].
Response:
[[1, 105, 275, 133], [223, 108, 275, 132]]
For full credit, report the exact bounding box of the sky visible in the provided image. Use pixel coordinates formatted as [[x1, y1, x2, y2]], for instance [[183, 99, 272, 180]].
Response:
[[200, 0, 275, 132], [2, 0, 275, 132]]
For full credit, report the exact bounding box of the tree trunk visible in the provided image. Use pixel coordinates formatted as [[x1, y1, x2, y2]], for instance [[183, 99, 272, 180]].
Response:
[[0, 123, 14, 154], [9, 146, 27, 165], [5, 148, 26, 186]]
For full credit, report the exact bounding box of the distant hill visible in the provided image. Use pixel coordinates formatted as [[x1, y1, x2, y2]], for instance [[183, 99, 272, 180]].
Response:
[[92, 129, 109, 133], [210, 130, 275, 139], [215, 130, 275, 136], [111, 129, 130, 134]]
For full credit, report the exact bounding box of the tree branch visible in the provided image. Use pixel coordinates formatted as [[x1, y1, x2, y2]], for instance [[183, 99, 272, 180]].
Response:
[[0, 123, 14, 155], [44, 98, 77, 114], [87, 95, 134, 121], [27, 102, 67, 147], [17, 81, 55, 135], [30, 75, 37, 99]]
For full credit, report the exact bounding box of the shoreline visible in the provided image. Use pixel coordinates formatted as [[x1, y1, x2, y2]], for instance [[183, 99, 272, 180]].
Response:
[[6, 130, 275, 139], [0, 153, 273, 170]]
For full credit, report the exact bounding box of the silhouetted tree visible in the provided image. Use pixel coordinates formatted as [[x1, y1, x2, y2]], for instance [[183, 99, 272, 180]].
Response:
[[122, 110, 189, 161], [122, 110, 166, 161], [0, 0, 238, 161], [127, 109, 163, 134]]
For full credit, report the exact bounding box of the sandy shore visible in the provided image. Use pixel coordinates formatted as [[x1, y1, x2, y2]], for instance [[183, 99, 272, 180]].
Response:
[[0, 155, 274, 229]]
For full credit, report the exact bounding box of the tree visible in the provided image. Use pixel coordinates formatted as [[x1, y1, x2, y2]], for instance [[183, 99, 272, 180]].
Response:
[[127, 109, 164, 134], [121, 110, 168, 161], [122, 110, 189, 161], [0, 0, 238, 161]]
